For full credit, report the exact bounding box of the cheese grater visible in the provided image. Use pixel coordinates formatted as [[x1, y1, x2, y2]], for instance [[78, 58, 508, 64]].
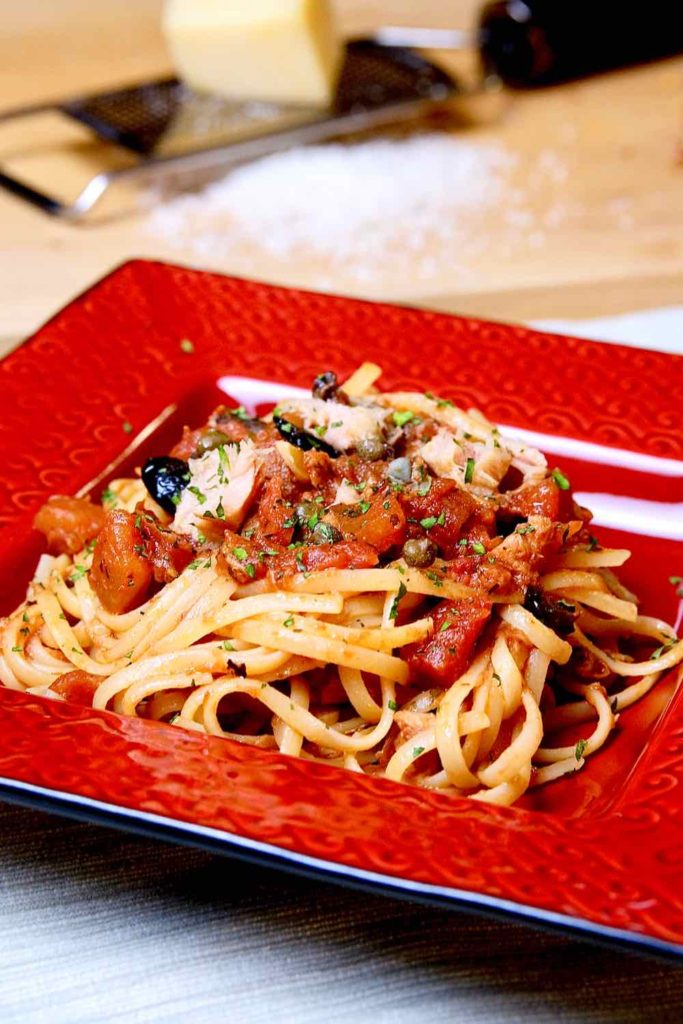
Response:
[[0, 42, 485, 222]]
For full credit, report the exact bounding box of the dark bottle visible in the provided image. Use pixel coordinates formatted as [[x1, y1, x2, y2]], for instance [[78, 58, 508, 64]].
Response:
[[479, 0, 683, 87]]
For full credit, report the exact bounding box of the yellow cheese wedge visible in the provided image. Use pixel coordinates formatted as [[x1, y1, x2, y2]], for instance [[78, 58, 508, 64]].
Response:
[[163, 0, 343, 108]]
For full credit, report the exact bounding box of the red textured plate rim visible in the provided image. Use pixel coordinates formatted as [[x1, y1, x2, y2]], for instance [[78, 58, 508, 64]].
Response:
[[2, 259, 682, 958]]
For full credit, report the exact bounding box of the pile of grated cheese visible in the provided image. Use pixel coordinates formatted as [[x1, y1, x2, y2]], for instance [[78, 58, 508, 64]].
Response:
[[146, 134, 520, 280]]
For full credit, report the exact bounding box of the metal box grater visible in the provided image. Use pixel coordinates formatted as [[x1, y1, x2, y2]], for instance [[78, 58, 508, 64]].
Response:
[[0, 42, 458, 221]]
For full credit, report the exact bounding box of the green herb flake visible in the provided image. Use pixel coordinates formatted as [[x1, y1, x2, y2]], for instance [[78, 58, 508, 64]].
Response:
[[232, 546, 248, 561], [412, 746, 425, 759], [69, 565, 88, 583], [388, 699, 398, 712], [358, 501, 371, 514], [464, 457, 475, 484], [471, 541, 486, 555], [552, 468, 571, 491], [22, 612, 29, 623], [101, 487, 118, 508], [389, 582, 408, 621], [516, 524, 536, 535], [244, 563, 256, 579], [586, 535, 601, 552], [11, 645, 23, 653], [168, 713, 181, 725], [420, 515, 438, 530], [122, 421, 133, 434], [313, 425, 328, 438], [283, 617, 294, 628], [307, 510, 320, 530], [179, 338, 194, 354], [392, 410, 414, 428], [187, 560, 202, 571], [232, 406, 250, 421], [188, 485, 207, 505], [438, 620, 452, 633], [575, 739, 587, 761], [222, 641, 235, 652], [425, 571, 443, 587], [650, 638, 677, 660]]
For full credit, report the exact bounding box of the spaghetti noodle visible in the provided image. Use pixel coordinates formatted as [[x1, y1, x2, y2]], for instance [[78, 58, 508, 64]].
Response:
[[2, 364, 681, 806]]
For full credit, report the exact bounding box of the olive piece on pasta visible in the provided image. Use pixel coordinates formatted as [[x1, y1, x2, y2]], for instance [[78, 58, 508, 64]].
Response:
[[194, 429, 230, 455], [356, 435, 385, 462], [273, 415, 340, 458], [402, 537, 437, 568], [141, 457, 190, 515]]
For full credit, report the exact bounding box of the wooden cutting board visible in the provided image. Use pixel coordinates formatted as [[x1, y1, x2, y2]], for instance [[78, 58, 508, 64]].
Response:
[[1, 0, 683, 349]]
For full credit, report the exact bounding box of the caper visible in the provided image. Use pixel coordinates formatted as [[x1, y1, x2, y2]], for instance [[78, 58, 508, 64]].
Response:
[[312, 371, 339, 401], [194, 428, 230, 455], [402, 537, 437, 568], [388, 457, 412, 482], [357, 435, 385, 462], [294, 501, 321, 526], [313, 521, 342, 545]]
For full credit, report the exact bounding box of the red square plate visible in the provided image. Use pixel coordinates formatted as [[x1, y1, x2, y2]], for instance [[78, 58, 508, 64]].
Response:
[[2, 260, 682, 957]]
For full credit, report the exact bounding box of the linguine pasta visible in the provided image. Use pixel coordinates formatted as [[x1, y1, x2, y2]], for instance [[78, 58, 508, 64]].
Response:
[[2, 364, 681, 807]]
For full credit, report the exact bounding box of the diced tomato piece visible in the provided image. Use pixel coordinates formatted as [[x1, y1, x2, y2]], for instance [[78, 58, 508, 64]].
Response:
[[268, 540, 378, 583], [254, 475, 296, 548], [405, 597, 492, 686], [135, 508, 195, 583], [51, 670, 100, 707], [400, 479, 477, 558], [34, 496, 105, 555], [218, 529, 269, 585], [326, 489, 406, 554], [446, 553, 514, 596], [90, 510, 153, 613]]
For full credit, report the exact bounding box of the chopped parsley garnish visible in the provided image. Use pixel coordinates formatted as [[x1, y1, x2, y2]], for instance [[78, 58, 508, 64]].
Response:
[[650, 638, 677, 660], [244, 563, 256, 579], [389, 582, 407, 621], [412, 746, 425, 759], [552, 468, 571, 491], [283, 617, 294, 628], [232, 406, 250, 421], [438, 620, 452, 632], [420, 515, 438, 530], [392, 410, 414, 428], [330, 421, 343, 429], [470, 541, 486, 555], [215, 501, 225, 520], [424, 391, 454, 408], [187, 560, 202, 571], [232, 546, 248, 561], [168, 713, 180, 724], [464, 458, 475, 484], [179, 338, 194, 354], [11, 646, 23, 653], [69, 565, 88, 583], [315, 522, 338, 544], [307, 510, 320, 530], [358, 501, 371, 514], [22, 612, 29, 623], [221, 641, 235, 651], [516, 524, 536, 535], [669, 576, 683, 596], [425, 571, 443, 587], [417, 478, 432, 497], [586, 535, 601, 552], [282, 517, 296, 529], [388, 699, 398, 712], [314, 425, 328, 437], [575, 739, 587, 761], [101, 487, 118, 508], [188, 485, 207, 505], [122, 421, 133, 434]]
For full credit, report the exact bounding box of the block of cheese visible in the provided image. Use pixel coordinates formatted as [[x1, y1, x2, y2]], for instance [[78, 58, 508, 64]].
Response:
[[163, 0, 343, 108]]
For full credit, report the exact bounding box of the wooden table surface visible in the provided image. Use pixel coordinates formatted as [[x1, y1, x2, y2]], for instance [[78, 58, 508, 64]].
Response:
[[1, 0, 683, 349]]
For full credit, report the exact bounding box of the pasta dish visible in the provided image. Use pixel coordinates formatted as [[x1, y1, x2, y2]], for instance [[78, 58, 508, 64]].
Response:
[[3, 364, 681, 806]]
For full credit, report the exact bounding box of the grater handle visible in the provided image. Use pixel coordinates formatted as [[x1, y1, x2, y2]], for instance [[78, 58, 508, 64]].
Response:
[[479, 0, 683, 87]]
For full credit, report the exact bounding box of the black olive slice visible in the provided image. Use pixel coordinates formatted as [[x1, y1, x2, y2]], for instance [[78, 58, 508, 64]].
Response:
[[524, 586, 578, 637], [141, 456, 190, 514], [273, 415, 340, 458]]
